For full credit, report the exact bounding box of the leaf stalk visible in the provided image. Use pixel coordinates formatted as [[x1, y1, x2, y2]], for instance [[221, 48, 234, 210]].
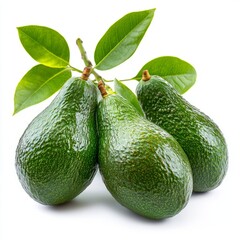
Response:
[[76, 38, 103, 82]]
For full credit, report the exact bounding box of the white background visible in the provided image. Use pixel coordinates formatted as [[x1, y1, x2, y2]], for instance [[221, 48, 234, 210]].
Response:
[[0, 0, 240, 239]]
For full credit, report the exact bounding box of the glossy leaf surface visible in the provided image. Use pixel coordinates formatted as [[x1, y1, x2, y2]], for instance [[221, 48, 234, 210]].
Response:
[[94, 9, 155, 70], [17, 25, 70, 68], [14, 64, 71, 114], [114, 79, 144, 116], [134, 56, 197, 94]]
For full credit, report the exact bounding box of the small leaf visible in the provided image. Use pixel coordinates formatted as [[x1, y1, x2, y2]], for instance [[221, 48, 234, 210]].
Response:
[[134, 56, 197, 94], [94, 9, 155, 70], [17, 25, 70, 68], [114, 79, 144, 116], [14, 64, 71, 114]]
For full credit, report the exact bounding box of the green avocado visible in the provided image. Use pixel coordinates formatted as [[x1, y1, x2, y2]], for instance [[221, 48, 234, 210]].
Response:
[[97, 87, 193, 219], [136, 74, 228, 192], [15, 77, 98, 205]]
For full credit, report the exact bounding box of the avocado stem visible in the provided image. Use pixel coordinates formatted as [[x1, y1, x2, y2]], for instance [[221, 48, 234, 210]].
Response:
[[98, 80, 108, 97], [142, 70, 151, 81], [81, 66, 91, 80], [76, 38, 103, 82], [76, 38, 92, 67]]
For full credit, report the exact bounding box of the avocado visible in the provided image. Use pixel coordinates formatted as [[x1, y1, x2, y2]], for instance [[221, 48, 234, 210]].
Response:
[[97, 81, 193, 219], [136, 72, 228, 192], [15, 76, 98, 205]]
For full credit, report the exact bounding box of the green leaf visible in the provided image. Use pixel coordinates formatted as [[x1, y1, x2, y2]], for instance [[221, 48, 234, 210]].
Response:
[[17, 25, 70, 68], [134, 56, 197, 94], [14, 64, 71, 114], [94, 9, 155, 70], [114, 79, 144, 116]]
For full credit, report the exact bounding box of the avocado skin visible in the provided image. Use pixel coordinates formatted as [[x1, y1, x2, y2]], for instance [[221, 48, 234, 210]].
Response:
[[136, 76, 228, 192], [15, 78, 98, 205], [97, 94, 193, 219]]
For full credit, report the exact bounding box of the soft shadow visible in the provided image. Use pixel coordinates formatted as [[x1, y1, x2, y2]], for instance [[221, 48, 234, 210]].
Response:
[[41, 171, 174, 223], [43, 191, 171, 224], [45, 192, 116, 212], [120, 208, 171, 224], [191, 190, 212, 198]]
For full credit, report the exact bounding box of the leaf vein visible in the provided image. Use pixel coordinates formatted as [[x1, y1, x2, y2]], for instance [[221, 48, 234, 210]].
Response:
[[20, 30, 69, 66], [17, 68, 69, 111], [97, 11, 153, 68]]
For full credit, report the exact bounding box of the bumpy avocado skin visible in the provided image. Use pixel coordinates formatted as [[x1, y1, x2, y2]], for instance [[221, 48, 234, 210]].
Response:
[[97, 94, 193, 219], [136, 76, 228, 192], [15, 78, 98, 205]]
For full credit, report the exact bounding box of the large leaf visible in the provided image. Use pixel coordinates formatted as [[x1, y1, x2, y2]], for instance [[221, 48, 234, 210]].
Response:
[[17, 25, 70, 68], [134, 56, 197, 94], [14, 64, 71, 114], [114, 79, 144, 116], [94, 9, 155, 70]]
